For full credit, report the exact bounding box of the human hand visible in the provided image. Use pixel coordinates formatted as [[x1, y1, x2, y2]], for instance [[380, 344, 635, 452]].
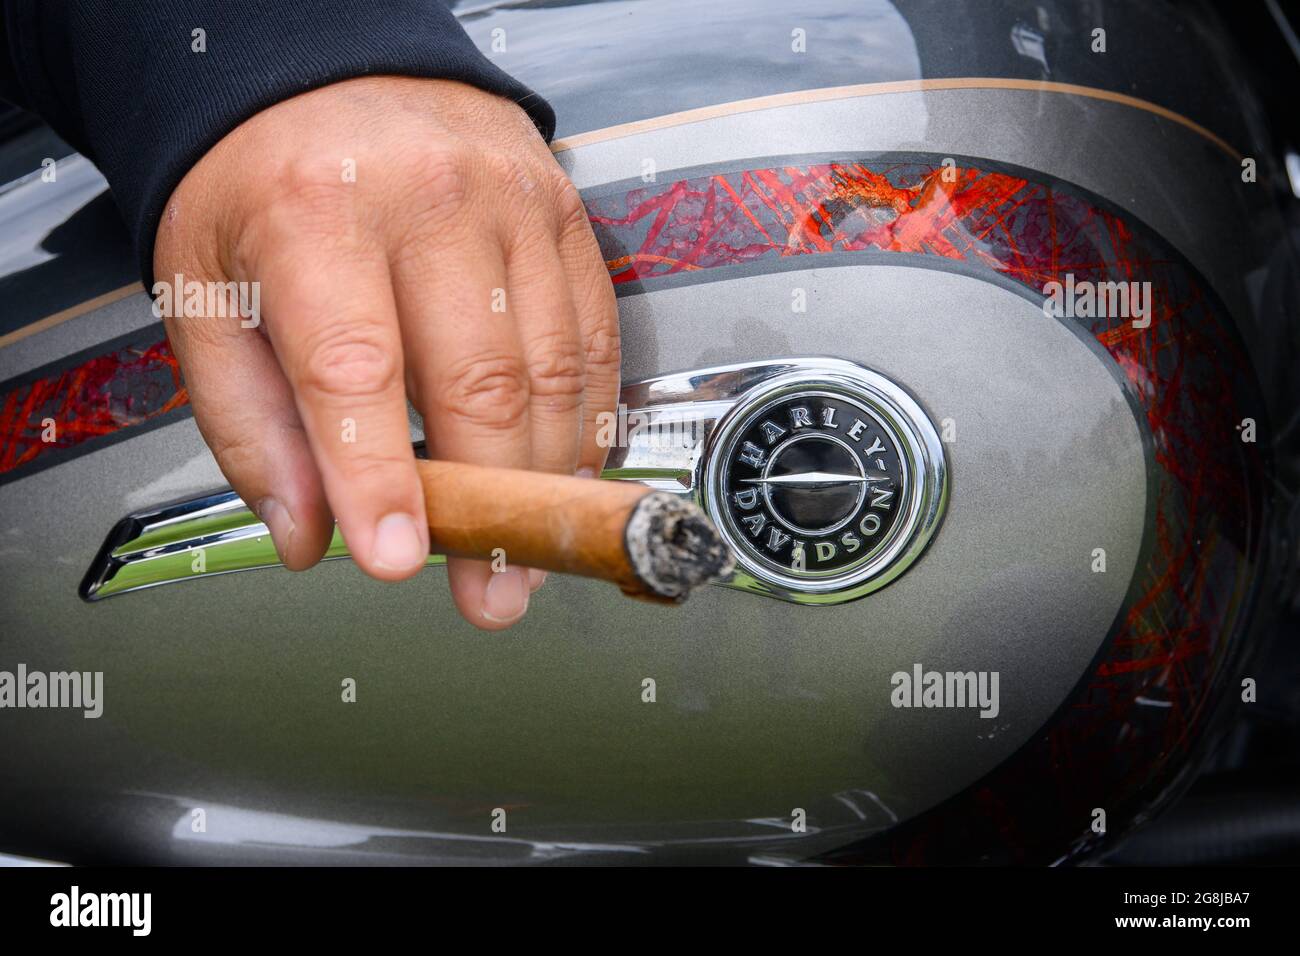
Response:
[[154, 76, 620, 630]]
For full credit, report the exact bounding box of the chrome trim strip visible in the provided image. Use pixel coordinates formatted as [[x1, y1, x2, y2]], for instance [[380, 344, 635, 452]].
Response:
[[81, 358, 947, 604], [78, 489, 401, 602]]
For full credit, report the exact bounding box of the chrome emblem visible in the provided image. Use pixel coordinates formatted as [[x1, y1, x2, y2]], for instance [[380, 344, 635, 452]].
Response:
[[82, 357, 947, 606], [703, 365, 948, 603]]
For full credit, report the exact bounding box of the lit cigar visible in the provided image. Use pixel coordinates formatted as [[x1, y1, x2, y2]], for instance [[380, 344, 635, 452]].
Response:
[[415, 460, 734, 602]]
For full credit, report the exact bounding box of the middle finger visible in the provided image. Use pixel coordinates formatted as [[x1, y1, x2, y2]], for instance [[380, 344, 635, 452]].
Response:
[[392, 231, 533, 629]]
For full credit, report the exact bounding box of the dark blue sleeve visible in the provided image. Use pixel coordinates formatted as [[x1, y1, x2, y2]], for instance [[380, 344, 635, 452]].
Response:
[[0, 0, 555, 286]]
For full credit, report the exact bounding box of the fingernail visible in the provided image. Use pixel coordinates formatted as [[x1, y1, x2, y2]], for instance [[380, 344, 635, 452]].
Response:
[[527, 568, 547, 592], [484, 567, 529, 622], [576, 466, 596, 479], [258, 497, 295, 564], [372, 512, 427, 571]]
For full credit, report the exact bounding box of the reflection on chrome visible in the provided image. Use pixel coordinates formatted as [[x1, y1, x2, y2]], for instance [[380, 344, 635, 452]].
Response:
[[145, 793, 651, 863], [82, 358, 941, 608], [123, 787, 898, 864]]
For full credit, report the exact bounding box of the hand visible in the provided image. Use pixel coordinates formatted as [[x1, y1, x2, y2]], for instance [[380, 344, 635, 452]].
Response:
[[154, 76, 620, 630]]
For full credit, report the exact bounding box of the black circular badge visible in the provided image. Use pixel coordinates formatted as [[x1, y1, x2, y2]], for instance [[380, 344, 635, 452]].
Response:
[[720, 393, 907, 578]]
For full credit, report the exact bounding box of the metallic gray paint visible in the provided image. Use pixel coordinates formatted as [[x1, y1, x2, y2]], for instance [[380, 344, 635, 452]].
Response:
[[0, 0, 1279, 863], [0, 262, 1145, 862]]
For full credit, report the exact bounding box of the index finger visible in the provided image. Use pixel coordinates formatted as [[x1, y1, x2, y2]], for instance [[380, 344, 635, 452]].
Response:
[[257, 244, 430, 581]]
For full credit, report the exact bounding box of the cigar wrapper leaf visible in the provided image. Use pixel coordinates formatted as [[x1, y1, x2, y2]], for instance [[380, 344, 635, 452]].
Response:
[[415, 460, 734, 603]]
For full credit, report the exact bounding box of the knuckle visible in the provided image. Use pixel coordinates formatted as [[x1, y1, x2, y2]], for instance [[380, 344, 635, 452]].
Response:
[[490, 153, 554, 243], [527, 333, 586, 406], [273, 165, 356, 231], [297, 324, 400, 400], [279, 163, 350, 210], [552, 176, 590, 236], [404, 146, 471, 223], [238, 167, 358, 268], [434, 353, 531, 430], [336, 450, 416, 483], [582, 314, 621, 374], [481, 148, 520, 187]]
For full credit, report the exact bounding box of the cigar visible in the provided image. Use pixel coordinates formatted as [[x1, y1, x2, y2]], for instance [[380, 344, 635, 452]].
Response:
[[415, 460, 734, 602]]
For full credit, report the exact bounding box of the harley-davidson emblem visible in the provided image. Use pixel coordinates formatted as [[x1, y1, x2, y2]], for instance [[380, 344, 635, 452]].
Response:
[[703, 366, 948, 603]]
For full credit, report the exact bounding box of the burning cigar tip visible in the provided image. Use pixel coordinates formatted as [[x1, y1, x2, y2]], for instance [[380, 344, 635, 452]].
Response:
[[624, 492, 735, 601]]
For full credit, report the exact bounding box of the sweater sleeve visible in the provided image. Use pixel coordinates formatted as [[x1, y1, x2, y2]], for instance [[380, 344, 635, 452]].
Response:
[[0, 0, 555, 286]]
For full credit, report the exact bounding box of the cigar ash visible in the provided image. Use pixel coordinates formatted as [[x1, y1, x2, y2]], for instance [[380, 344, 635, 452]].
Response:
[[623, 492, 734, 601]]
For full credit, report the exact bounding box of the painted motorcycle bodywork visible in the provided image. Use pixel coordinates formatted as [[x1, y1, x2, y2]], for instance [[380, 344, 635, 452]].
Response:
[[0, 0, 1294, 864]]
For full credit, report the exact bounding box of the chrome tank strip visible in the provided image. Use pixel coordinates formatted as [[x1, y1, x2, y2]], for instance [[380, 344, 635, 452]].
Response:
[[80, 358, 947, 606]]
